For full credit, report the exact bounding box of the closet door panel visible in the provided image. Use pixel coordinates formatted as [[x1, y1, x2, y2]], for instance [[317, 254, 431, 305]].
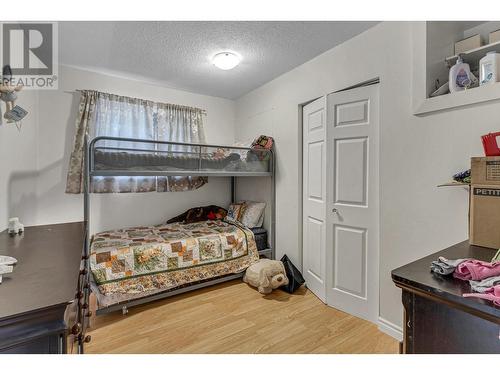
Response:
[[326, 84, 379, 323], [302, 97, 327, 303]]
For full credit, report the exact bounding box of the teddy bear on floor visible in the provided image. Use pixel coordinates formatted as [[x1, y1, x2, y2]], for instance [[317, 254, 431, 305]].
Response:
[[243, 259, 289, 294]]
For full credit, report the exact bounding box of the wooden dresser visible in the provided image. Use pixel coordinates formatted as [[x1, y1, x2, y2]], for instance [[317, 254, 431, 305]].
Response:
[[392, 241, 500, 354], [0, 222, 88, 354]]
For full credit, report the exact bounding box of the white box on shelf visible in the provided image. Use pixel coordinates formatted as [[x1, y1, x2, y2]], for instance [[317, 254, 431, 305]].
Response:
[[455, 34, 482, 55], [490, 29, 500, 44]]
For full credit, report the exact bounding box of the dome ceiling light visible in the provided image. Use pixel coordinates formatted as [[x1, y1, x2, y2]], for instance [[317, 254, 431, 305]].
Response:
[[212, 52, 241, 70]]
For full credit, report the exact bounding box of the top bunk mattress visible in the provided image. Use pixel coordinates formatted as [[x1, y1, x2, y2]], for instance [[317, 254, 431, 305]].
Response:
[[94, 149, 241, 171]]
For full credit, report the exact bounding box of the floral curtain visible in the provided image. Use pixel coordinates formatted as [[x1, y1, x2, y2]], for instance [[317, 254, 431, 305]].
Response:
[[65, 90, 207, 194], [66, 91, 98, 193]]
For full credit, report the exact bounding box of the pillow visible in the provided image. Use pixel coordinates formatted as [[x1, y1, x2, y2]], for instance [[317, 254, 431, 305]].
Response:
[[239, 201, 266, 228], [227, 203, 245, 222]]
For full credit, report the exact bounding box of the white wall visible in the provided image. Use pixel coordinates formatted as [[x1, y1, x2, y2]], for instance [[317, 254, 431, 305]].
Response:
[[0, 91, 39, 231], [235, 21, 500, 335], [3, 65, 236, 232]]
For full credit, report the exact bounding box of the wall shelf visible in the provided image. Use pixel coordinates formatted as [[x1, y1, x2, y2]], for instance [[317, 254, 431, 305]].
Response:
[[437, 181, 470, 188], [445, 40, 500, 67], [414, 82, 500, 116], [412, 22, 500, 116]]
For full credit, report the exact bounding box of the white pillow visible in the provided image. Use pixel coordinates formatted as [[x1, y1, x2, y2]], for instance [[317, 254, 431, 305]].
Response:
[[239, 201, 266, 228]]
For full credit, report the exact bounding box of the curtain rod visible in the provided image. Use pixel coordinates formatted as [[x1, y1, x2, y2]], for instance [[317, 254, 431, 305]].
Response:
[[64, 89, 207, 115]]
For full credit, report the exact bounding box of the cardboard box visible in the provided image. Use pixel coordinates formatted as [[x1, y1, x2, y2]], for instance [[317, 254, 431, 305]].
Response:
[[470, 157, 500, 248], [489, 29, 500, 44], [471, 156, 500, 185], [469, 184, 500, 249], [454, 34, 482, 55]]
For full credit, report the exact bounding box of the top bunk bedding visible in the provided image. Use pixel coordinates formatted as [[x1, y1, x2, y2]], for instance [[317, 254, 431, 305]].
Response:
[[89, 219, 259, 307], [94, 149, 241, 171], [90, 137, 273, 175]]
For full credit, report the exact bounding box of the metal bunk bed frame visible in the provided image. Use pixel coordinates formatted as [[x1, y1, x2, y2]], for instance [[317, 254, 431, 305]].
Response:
[[82, 135, 276, 317]]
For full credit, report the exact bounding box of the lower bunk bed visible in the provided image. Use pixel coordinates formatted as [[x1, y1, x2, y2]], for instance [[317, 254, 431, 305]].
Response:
[[89, 219, 260, 315]]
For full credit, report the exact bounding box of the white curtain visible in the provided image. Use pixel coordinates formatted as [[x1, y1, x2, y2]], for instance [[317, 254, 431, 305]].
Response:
[[90, 94, 157, 193], [156, 103, 207, 192], [66, 90, 207, 194]]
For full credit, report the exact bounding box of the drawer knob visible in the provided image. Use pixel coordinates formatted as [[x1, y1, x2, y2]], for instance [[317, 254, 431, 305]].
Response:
[[84, 335, 92, 343], [86, 311, 93, 318], [71, 322, 82, 335]]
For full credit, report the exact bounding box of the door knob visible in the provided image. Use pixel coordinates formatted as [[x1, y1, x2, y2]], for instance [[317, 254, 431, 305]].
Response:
[[332, 208, 338, 214]]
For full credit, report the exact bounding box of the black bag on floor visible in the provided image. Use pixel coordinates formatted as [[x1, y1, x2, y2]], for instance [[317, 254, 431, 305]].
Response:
[[279, 254, 305, 293]]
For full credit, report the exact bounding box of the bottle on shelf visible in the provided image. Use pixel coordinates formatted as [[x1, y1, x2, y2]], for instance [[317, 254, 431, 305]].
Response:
[[449, 54, 477, 92], [479, 51, 500, 86]]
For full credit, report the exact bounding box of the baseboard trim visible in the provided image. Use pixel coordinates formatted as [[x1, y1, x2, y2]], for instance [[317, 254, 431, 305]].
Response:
[[378, 317, 403, 342]]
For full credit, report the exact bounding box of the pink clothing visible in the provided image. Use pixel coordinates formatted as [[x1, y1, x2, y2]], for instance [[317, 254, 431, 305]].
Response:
[[453, 259, 500, 281], [463, 285, 500, 306]]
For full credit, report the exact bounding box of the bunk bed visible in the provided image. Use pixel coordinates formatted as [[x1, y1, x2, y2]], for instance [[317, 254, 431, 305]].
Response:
[[76, 136, 275, 351]]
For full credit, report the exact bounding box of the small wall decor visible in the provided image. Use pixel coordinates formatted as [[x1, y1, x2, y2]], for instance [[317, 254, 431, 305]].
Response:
[[0, 65, 27, 130]]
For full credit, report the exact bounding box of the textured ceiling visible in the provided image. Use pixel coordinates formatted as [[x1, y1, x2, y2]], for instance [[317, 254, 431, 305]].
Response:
[[59, 21, 379, 99]]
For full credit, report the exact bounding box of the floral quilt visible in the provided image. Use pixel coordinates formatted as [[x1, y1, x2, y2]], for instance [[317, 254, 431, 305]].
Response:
[[90, 220, 259, 296]]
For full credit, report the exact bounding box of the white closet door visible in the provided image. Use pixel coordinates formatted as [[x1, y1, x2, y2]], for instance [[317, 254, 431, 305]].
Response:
[[302, 97, 326, 302], [326, 84, 379, 322]]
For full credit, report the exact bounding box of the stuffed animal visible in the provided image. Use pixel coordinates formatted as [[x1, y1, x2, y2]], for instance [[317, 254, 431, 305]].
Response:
[[243, 259, 289, 294]]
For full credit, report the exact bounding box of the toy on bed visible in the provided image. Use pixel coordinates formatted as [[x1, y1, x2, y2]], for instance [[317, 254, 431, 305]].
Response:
[[247, 135, 274, 162], [243, 259, 289, 294], [166, 205, 227, 224]]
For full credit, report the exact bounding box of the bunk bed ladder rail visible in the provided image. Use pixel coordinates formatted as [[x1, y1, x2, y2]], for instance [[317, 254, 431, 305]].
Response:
[[271, 147, 276, 260]]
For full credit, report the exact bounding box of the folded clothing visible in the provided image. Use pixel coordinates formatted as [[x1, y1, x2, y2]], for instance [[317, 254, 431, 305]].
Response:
[[469, 275, 500, 293], [463, 285, 500, 306], [453, 259, 500, 281], [430, 257, 466, 275]]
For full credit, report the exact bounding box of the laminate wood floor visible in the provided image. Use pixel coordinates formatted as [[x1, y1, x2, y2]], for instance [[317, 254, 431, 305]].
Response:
[[85, 280, 399, 354]]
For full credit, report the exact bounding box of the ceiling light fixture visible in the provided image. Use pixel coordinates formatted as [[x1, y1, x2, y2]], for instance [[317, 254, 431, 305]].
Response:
[[212, 52, 240, 70]]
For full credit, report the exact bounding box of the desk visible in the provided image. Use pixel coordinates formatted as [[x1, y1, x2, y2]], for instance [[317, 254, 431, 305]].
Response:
[[0, 222, 84, 353], [392, 241, 500, 354]]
